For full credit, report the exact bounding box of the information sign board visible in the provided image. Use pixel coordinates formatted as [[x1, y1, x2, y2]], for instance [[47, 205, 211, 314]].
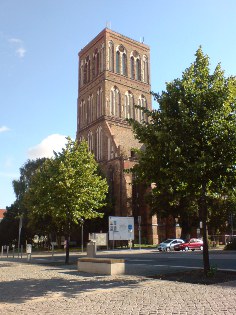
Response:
[[109, 216, 134, 241]]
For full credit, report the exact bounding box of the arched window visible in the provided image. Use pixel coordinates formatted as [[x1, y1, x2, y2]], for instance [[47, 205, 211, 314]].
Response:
[[96, 126, 102, 161], [143, 55, 149, 83], [136, 58, 141, 81], [130, 51, 140, 81], [96, 52, 100, 76], [110, 86, 120, 116], [80, 61, 84, 86], [87, 96, 90, 123], [130, 56, 134, 79], [97, 87, 103, 118], [122, 53, 127, 76], [108, 41, 114, 71], [100, 44, 105, 72], [124, 91, 134, 119], [137, 95, 147, 122], [116, 51, 120, 73], [88, 131, 94, 152], [80, 99, 85, 127], [93, 49, 100, 77], [84, 63, 87, 84]]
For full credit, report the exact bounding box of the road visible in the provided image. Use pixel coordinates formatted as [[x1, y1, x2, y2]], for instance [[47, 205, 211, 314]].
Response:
[[24, 248, 236, 277]]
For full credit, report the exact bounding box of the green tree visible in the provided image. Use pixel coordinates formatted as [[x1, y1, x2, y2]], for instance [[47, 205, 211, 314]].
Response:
[[129, 48, 236, 275], [24, 138, 108, 263]]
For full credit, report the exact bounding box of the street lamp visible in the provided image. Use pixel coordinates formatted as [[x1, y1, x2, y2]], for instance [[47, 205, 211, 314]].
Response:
[[80, 219, 84, 253]]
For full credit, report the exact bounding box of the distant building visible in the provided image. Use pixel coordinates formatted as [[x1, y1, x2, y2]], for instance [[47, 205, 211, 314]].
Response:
[[76, 28, 180, 243], [0, 209, 6, 222]]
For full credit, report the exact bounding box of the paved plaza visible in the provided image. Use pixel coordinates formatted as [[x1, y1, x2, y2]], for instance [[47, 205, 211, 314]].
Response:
[[0, 257, 236, 315]]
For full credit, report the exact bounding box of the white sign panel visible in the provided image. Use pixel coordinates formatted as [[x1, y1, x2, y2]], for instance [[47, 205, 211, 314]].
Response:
[[109, 216, 134, 241]]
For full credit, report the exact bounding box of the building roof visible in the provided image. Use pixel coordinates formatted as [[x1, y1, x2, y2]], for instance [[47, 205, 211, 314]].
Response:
[[0, 209, 6, 220]]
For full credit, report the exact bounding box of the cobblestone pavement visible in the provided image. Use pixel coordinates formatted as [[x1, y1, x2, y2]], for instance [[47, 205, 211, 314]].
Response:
[[0, 260, 236, 315]]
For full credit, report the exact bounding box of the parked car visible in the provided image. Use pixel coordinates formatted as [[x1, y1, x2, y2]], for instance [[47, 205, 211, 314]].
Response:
[[157, 238, 185, 251], [174, 238, 203, 251]]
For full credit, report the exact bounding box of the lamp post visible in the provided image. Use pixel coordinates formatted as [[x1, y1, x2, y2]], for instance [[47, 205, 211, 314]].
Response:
[[80, 219, 84, 253]]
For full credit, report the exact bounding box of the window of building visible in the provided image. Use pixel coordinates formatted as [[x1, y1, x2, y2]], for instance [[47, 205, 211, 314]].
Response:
[[122, 53, 127, 76], [88, 130, 94, 152], [110, 86, 120, 116], [108, 41, 114, 71], [100, 43, 105, 72], [96, 126, 102, 160], [80, 61, 84, 86], [116, 51, 120, 73], [130, 56, 134, 79], [143, 55, 149, 83], [97, 87, 103, 118], [137, 95, 147, 122], [124, 91, 134, 119], [136, 58, 141, 81]]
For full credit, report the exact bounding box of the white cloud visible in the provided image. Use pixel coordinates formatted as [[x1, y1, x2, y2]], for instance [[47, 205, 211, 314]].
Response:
[[16, 47, 26, 58], [27, 134, 68, 159], [0, 126, 10, 133], [8, 37, 26, 59]]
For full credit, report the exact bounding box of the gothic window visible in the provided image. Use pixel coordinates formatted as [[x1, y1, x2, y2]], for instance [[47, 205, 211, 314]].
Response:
[[138, 95, 147, 121], [97, 87, 103, 118], [143, 55, 149, 83], [116, 50, 120, 73], [100, 44, 105, 72], [84, 63, 87, 84], [87, 95, 94, 123], [93, 49, 100, 77], [96, 126, 102, 161], [110, 86, 120, 117], [108, 41, 114, 71], [136, 58, 141, 81], [124, 91, 134, 119], [80, 61, 84, 86], [130, 51, 141, 81], [130, 56, 134, 79], [96, 52, 100, 76], [88, 131, 93, 152], [87, 58, 91, 82], [122, 53, 127, 76], [80, 99, 85, 127]]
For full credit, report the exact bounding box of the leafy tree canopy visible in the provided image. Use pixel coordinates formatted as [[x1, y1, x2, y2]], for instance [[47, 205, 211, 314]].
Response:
[[129, 47, 236, 274]]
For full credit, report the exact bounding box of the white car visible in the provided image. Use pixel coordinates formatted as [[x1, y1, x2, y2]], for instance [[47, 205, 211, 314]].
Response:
[[157, 238, 185, 251]]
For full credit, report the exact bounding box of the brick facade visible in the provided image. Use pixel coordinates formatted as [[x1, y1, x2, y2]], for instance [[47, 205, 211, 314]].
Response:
[[76, 28, 178, 244]]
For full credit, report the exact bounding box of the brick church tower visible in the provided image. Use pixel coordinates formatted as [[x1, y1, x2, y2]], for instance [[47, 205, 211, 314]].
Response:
[[77, 28, 159, 244]]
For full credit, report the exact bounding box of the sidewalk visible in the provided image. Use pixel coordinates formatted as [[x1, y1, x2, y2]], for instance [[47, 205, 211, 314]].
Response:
[[0, 259, 236, 314]]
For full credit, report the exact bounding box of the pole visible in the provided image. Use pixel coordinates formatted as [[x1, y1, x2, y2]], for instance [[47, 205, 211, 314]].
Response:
[[81, 218, 84, 253], [138, 216, 141, 250]]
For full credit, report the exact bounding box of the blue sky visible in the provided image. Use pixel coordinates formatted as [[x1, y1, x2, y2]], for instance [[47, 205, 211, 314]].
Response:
[[1, 0, 236, 208]]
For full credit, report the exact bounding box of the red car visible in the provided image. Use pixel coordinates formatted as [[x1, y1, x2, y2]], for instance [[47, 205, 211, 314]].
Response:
[[174, 238, 203, 251]]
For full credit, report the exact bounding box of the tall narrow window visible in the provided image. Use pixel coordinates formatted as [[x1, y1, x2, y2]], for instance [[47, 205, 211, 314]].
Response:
[[84, 63, 87, 84], [100, 44, 105, 72], [87, 58, 90, 82], [97, 87, 103, 118], [88, 131, 93, 152], [96, 126, 102, 161], [110, 87, 120, 116], [108, 41, 114, 71], [116, 51, 120, 73], [130, 56, 134, 79], [80, 61, 84, 86], [142, 55, 149, 83], [124, 92, 134, 119], [122, 53, 127, 75], [136, 58, 141, 80]]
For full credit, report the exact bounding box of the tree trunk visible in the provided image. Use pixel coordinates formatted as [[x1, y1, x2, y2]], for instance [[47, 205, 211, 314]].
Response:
[[200, 182, 210, 276], [65, 236, 70, 264], [65, 214, 70, 264]]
